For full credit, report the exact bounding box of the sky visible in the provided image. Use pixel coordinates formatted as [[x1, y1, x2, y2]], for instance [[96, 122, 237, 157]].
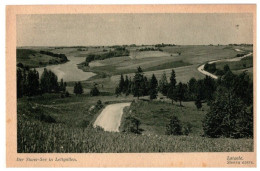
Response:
[[17, 13, 253, 46]]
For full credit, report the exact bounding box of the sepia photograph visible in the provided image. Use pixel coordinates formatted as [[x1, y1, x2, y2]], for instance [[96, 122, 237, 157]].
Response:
[[5, 4, 256, 167]]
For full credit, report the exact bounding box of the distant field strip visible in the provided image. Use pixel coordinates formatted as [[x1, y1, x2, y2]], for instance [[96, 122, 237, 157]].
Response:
[[111, 64, 205, 83], [130, 51, 171, 59]]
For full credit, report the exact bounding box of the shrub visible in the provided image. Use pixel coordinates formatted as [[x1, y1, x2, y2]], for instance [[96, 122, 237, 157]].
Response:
[[95, 100, 103, 109], [165, 116, 182, 135], [80, 120, 90, 128], [122, 116, 141, 134], [74, 82, 83, 95], [90, 86, 100, 96], [195, 98, 202, 110]]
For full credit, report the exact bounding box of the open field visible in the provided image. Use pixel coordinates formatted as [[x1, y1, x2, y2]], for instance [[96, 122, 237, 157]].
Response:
[[130, 50, 172, 59], [216, 55, 253, 71], [120, 100, 209, 136], [18, 45, 252, 83], [16, 49, 68, 68], [84, 45, 252, 85]]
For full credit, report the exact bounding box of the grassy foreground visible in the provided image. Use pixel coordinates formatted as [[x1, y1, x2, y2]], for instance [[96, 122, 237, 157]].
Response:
[[18, 117, 253, 153], [17, 94, 253, 153]]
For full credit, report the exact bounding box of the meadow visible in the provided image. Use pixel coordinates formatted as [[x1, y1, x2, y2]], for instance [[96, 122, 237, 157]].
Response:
[[18, 120, 253, 153], [120, 100, 208, 136], [18, 101, 253, 153]]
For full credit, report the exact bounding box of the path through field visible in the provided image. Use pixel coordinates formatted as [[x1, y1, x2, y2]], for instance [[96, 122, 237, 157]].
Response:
[[197, 51, 252, 79], [93, 103, 131, 132]]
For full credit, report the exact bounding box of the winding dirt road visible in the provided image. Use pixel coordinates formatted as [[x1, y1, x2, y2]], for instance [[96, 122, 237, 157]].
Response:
[[93, 103, 131, 132], [197, 52, 252, 79]]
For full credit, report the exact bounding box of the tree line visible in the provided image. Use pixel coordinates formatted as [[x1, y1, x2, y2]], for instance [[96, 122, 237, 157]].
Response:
[[84, 47, 130, 66], [17, 67, 101, 98], [17, 68, 68, 98], [115, 66, 217, 107], [137, 47, 163, 52], [39, 51, 68, 63]]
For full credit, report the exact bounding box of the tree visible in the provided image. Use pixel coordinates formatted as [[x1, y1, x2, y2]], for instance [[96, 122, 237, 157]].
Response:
[[74, 82, 83, 95], [17, 68, 24, 98], [115, 86, 121, 97], [195, 98, 202, 110], [158, 71, 168, 96], [40, 68, 59, 93], [149, 74, 158, 100], [203, 76, 216, 103], [196, 79, 205, 101], [95, 100, 103, 109], [133, 66, 144, 99], [204, 63, 216, 73], [166, 115, 182, 135], [119, 74, 125, 93], [124, 75, 129, 94], [175, 82, 186, 106], [233, 71, 253, 105], [223, 64, 231, 74], [169, 69, 176, 88], [188, 77, 197, 100], [90, 85, 100, 96], [142, 76, 149, 96], [221, 70, 235, 90], [59, 79, 66, 92], [27, 69, 40, 96], [122, 116, 141, 134], [203, 86, 252, 138], [167, 70, 177, 104], [167, 87, 176, 104]]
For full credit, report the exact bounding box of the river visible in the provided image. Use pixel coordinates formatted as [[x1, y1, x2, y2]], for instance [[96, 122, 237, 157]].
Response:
[[36, 56, 96, 82]]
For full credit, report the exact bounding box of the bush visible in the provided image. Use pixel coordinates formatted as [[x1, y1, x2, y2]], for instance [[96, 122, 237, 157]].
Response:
[[74, 82, 83, 95], [122, 116, 141, 134], [95, 100, 103, 109], [204, 63, 216, 73], [90, 86, 100, 96], [80, 120, 90, 128], [165, 116, 182, 135]]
